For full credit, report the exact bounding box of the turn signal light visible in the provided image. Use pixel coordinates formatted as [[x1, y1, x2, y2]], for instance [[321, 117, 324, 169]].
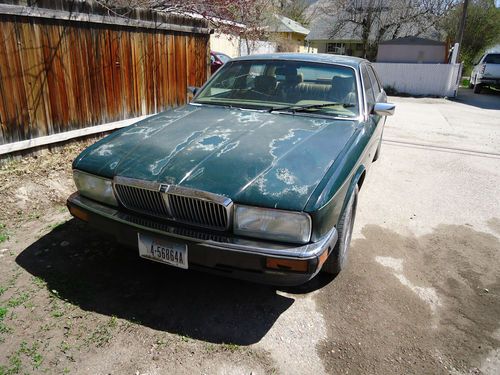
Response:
[[317, 248, 330, 270], [266, 257, 308, 272], [68, 205, 89, 222]]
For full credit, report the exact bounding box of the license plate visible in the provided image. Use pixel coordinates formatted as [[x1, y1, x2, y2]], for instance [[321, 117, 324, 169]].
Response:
[[138, 234, 188, 269]]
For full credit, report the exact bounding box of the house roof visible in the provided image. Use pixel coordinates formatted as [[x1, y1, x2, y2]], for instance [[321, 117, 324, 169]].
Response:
[[379, 36, 445, 46], [271, 14, 310, 35]]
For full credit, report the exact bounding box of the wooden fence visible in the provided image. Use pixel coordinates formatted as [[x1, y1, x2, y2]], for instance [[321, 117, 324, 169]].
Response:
[[0, 0, 211, 147]]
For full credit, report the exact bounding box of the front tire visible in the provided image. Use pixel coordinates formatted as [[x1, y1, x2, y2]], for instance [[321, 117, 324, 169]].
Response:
[[473, 83, 482, 94], [321, 185, 359, 275]]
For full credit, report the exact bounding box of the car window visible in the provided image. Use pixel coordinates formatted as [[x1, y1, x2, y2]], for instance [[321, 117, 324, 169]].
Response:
[[367, 65, 381, 98], [194, 60, 360, 118], [484, 54, 500, 64], [361, 65, 375, 110], [210, 55, 216, 64]]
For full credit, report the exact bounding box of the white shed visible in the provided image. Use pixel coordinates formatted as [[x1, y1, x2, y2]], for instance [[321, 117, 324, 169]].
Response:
[[376, 36, 447, 64]]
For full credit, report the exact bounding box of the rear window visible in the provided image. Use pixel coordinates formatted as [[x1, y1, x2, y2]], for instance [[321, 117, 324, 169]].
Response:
[[484, 54, 500, 64]]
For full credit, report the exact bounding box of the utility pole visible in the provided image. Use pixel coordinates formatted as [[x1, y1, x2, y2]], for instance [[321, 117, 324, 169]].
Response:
[[456, 0, 469, 61]]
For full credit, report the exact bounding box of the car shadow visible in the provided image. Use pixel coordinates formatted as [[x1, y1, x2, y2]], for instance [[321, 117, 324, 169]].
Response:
[[15, 219, 298, 345], [451, 87, 500, 110]]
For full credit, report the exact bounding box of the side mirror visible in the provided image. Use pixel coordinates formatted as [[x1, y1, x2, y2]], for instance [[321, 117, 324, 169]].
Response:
[[373, 102, 395, 116], [187, 86, 199, 96]]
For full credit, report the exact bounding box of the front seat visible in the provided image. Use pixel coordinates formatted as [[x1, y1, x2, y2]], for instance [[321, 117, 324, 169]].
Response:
[[329, 76, 356, 105], [276, 67, 303, 103], [253, 76, 277, 98]]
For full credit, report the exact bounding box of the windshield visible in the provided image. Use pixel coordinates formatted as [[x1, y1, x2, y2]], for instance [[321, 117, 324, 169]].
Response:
[[484, 54, 500, 64], [194, 60, 359, 118]]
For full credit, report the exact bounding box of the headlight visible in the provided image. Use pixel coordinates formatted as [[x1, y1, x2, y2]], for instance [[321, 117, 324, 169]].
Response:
[[233, 205, 312, 244], [73, 170, 118, 207]]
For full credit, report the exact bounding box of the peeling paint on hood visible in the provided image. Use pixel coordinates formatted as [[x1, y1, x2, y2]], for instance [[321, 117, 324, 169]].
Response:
[[73, 104, 358, 211]]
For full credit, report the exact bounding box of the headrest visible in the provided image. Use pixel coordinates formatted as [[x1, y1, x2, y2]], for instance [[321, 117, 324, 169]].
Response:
[[331, 76, 354, 91], [286, 73, 303, 85], [275, 66, 298, 76], [254, 75, 277, 92]]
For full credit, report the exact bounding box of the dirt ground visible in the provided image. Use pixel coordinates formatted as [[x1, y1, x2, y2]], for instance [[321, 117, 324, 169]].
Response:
[[0, 89, 499, 374]]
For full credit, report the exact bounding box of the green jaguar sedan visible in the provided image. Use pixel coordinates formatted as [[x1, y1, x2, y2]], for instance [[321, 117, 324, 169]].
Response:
[[67, 53, 394, 286]]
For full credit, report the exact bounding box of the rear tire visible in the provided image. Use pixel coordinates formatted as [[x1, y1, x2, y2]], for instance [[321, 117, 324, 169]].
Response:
[[321, 185, 358, 275], [473, 83, 482, 94]]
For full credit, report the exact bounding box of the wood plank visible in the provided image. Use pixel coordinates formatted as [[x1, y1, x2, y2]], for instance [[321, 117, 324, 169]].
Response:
[[0, 114, 153, 155]]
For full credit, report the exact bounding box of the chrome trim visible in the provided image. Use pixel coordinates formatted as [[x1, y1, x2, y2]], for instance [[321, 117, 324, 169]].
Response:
[[373, 102, 395, 116], [112, 176, 233, 231], [68, 193, 338, 259], [359, 63, 370, 121]]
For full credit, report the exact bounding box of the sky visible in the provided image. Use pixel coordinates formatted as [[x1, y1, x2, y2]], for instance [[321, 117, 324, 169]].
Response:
[[497, 0, 500, 8]]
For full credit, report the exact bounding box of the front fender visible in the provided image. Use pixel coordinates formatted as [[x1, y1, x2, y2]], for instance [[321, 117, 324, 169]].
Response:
[[308, 164, 366, 241]]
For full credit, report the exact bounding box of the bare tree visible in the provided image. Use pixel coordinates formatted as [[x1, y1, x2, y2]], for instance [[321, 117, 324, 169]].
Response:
[[316, 0, 453, 60], [276, 0, 312, 25], [95, 0, 275, 54]]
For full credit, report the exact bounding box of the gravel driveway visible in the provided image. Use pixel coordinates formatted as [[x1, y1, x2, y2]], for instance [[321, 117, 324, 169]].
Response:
[[0, 88, 499, 374]]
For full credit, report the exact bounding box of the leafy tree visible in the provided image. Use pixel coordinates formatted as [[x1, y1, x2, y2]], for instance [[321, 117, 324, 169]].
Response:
[[441, 0, 500, 72]]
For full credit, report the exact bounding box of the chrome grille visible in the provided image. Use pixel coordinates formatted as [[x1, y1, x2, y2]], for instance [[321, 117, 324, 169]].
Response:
[[115, 184, 169, 217], [168, 194, 228, 229], [114, 180, 230, 231]]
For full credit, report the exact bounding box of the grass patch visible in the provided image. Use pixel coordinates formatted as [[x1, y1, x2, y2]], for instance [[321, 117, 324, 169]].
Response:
[[86, 317, 119, 347], [461, 77, 471, 87], [7, 292, 30, 308], [221, 342, 240, 353], [27, 211, 41, 221], [0, 223, 8, 243], [59, 340, 70, 353], [0, 306, 10, 334], [0, 341, 43, 375], [0, 353, 22, 375], [19, 341, 43, 370], [32, 277, 47, 289], [179, 334, 190, 342]]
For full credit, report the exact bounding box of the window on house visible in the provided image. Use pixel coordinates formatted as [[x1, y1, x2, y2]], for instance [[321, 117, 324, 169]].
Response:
[[326, 43, 345, 54]]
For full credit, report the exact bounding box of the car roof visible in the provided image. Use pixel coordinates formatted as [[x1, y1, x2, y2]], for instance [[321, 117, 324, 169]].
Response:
[[231, 53, 367, 68]]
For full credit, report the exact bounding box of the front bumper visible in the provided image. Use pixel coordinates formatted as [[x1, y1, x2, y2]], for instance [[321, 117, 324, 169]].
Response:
[[66, 193, 338, 286]]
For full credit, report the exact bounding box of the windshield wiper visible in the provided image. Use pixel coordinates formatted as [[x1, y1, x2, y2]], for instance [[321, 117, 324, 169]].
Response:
[[192, 101, 234, 109], [268, 102, 355, 113]]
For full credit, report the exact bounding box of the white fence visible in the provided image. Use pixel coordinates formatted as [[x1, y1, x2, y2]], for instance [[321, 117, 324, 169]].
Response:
[[372, 63, 462, 97]]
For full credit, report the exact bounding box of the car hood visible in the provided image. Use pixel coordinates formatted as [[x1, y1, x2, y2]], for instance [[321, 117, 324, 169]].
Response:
[[74, 104, 358, 211]]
